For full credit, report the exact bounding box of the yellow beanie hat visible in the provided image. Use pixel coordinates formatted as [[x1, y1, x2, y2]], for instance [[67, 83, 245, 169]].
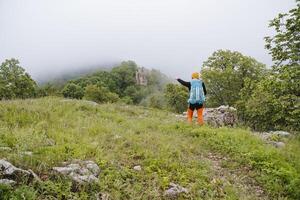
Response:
[[191, 72, 200, 79]]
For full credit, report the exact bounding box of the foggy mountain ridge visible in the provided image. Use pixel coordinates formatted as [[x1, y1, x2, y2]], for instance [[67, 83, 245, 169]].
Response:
[[36, 61, 119, 85]]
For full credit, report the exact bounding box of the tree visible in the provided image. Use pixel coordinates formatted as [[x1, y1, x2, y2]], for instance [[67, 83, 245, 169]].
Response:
[[0, 58, 37, 100], [164, 83, 188, 113], [37, 83, 62, 97], [202, 50, 266, 107], [111, 61, 138, 97], [62, 83, 84, 99], [264, 1, 300, 68], [243, 1, 300, 131], [84, 84, 119, 103]]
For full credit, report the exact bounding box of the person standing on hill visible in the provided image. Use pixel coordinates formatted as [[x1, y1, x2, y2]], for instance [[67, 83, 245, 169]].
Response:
[[176, 72, 207, 125]]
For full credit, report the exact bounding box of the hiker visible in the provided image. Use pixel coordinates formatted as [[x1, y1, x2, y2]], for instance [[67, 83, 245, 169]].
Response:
[[176, 72, 207, 125]]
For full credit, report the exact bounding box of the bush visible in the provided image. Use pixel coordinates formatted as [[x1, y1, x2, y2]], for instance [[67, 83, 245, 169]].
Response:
[[237, 3, 300, 132], [164, 83, 188, 113], [84, 84, 119, 103], [202, 50, 266, 107], [62, 83, 84, 99], [241, 65, 300, 131], [0, 58, 37, 100]]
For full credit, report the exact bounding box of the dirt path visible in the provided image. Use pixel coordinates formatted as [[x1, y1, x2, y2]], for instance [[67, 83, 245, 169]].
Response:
[[205, 152, 269, 200]]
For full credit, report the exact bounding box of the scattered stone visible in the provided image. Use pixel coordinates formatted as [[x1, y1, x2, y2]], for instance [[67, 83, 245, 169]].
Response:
[[271, 131, 290, 137], [53, 160, 100, 184], [0, 179, 16, 186], [133, 165, 142, 171], [253, 130, 291, 148], [0, 159, 31, 177], [113, 135, 122, 139], [96, 192, 111, 200], [0, 159, 40, 183], [44, 138, 56, 146], [272, 141, 286, 148], [81, 100, 99, 106], [22, 151, 33, 156], [164, 183, 188, 198], [0, 147, 12, 151]]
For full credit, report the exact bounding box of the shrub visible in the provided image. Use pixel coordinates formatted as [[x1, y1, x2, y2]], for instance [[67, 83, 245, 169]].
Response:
[[0, 58, 37, 100], [62, 83, 84, 99], [84, 84, 119, 103], [164, 83, 188, 113]]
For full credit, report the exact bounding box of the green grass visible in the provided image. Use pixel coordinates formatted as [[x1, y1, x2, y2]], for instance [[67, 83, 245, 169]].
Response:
[[0, 97, 299, 199]]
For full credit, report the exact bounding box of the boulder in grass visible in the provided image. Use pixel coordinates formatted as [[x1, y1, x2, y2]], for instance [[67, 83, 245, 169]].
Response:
[[133, 165, 142, 171], [203, 105, 238, 127], [178, 105, 238, 127], [271, 131, 290, 137], [164, 183, 188, 198], [0, 178, 16, 186], [53, 160, 100, 184], [0, 159, 40, 184]]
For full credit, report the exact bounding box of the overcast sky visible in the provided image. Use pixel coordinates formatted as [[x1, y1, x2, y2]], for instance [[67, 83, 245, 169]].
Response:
[[0, 0, 296, 81]]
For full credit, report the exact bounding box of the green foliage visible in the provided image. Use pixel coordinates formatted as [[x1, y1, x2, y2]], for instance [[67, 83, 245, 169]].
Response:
[[37, 83, 62, 97], [111, 61, 138, 97], [202, 50, 266, 107], [84, 84, 119, 103], [241, 65, 300, 131], [0, 58, 37, 100], [164, 83, 188, 113], [264, 1, 300, 67], [0, 185, 37, 200], [62, 83, 84, 99], [148, 93, 166, 109], [241, 3, 300, 132], [140, 92, 166, 109]]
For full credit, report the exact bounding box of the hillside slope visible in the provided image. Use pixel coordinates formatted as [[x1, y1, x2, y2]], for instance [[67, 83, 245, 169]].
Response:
[[0, 97, 299, 199]]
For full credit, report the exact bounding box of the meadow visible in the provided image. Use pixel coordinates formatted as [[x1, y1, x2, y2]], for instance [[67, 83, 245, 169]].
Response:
[[0, 97, 299, 199]]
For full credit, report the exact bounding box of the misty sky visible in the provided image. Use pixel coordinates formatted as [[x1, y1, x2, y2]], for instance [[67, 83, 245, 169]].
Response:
[[0, 0, 296, 81]]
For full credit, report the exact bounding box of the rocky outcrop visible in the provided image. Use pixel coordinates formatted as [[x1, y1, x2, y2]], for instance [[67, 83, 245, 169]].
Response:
[[253, 131, 291, 148], [136, 67, 148, 86], [177, 105, 238, 127], [204, 105, 237, 127], [0, 159, 40, 186], [164, 183, 188, 198], [53, 160, 100, 184]]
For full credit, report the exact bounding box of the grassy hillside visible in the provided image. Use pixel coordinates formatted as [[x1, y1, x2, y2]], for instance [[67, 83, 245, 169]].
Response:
[[0, 97, 299, 199]]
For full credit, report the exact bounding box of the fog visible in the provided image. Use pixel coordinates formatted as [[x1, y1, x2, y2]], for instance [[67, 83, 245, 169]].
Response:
[[0, 0, 296, 81]]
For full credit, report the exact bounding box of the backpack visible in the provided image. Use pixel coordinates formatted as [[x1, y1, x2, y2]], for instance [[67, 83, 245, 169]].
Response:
[[188, 79, 205, 104]]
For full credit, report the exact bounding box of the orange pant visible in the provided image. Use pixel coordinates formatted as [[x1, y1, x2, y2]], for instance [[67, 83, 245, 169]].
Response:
[[187, 107, 204, 125]]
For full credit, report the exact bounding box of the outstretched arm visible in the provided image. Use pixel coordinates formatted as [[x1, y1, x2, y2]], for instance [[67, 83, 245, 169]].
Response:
[[176, 78, 191, 89]]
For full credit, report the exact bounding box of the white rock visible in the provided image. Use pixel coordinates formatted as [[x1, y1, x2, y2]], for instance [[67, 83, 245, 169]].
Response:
[[164, 183, 188, 198], [272, 131, 290, 137], [86, 163, 100, 175], [272, 142, 285, 148], [133, 165, 142, 171], [0, 147, 12, 151], [22, 151, 33, 156], [0, 159, 30, 176], [0, 160, 40, 183], [0, 179, 16, 186], [53, 160, 100, 184]]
